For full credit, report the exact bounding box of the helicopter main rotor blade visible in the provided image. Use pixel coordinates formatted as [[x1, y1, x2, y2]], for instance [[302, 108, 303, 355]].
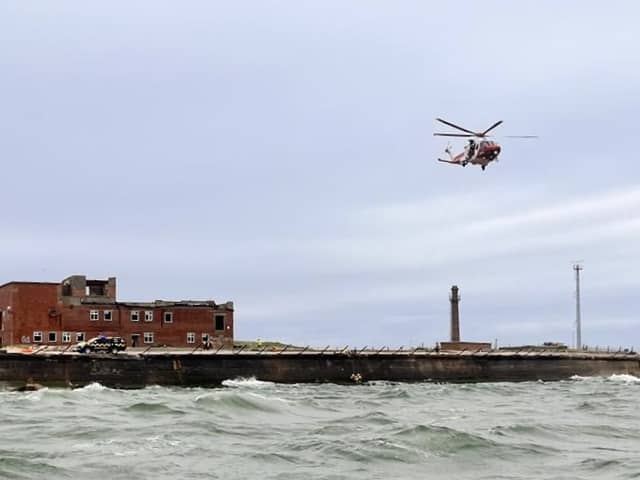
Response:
[[435, 118, 476, 135], [433, 133, 475, 137], [503, 135, 538, 138], [481, 120, 503, 136]]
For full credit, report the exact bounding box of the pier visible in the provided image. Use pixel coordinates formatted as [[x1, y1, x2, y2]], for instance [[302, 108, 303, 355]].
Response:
[[1, 348, 638, 389]]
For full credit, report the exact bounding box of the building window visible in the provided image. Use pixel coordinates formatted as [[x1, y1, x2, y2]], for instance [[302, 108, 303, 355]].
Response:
[[33, 331, 43, 343], [144, 311, 153, 322], [87, 283, 105, 296], [104, 310, 112, 322], [143, 332, 154, 344], [76, 332, 85, 342], [48, 332, 57, 343], [164, 312, 173, 323], [215, 315, 225, 331], [0, 311, 3, 331], [131, 311, 139, 322], [187, 332, 195, 344], [62, 332, 71, 343], [90, 310, 99, 321], [202, 333, 209, 343]]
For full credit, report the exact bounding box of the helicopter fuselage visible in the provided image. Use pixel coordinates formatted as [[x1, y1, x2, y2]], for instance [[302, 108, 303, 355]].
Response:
[[439, 139, 501, 170], [469, 139, 501, 165]]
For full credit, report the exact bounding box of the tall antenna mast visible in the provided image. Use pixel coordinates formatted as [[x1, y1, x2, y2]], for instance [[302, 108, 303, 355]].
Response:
[[573, 262, 583, 350]]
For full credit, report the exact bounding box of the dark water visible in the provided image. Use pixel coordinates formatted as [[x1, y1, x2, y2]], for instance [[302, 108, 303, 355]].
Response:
[[1, 375, 639, 479]]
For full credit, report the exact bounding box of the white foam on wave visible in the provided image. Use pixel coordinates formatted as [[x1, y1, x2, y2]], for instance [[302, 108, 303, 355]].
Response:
[[75, 382, 110, 392], [570, 374, 640, 384], [607, 374, 640, 384], [222, 377, 275, 388], [25, 388, 48, 401]]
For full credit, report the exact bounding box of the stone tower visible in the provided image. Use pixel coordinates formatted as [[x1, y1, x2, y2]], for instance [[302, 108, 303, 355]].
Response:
[[450, 285, 460, 342]]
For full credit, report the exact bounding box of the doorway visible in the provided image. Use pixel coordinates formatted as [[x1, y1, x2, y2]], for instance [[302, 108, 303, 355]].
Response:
[[131, 334, 140, 348]]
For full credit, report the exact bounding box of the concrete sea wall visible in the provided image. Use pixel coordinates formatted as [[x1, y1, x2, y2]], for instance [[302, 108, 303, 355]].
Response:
[[1, 351, 638, 388]]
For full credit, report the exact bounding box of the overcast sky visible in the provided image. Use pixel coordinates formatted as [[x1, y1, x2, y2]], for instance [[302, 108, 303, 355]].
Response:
[[2, 1, 639, 348]]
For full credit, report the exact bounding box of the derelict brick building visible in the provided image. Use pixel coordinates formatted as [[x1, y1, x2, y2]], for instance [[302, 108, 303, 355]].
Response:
[[0, 275, 234, 348]]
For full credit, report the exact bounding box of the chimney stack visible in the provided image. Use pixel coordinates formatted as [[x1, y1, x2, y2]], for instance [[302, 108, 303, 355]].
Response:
[[450, 285, 460, 342]]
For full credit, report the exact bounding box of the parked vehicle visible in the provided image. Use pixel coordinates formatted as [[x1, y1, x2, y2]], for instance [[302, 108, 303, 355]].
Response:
[[74, 336, 126, 354]]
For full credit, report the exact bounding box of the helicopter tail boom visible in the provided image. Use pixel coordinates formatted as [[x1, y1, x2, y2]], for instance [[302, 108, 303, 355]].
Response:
[[437, 158, 461, 165]]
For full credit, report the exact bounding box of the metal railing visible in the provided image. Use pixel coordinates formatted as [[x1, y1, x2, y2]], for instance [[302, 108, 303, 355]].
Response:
[[5, 344, 637, 357]]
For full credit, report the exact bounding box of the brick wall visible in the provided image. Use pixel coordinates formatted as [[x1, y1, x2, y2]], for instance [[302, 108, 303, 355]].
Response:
[[440, 341, 491, 351], [0, 284, 16, 345]]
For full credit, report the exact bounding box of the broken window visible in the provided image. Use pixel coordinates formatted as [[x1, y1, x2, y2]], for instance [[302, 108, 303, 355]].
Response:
[[33, 331, 43, 343], [86, 281, 106, 296], [48, 332, 57, 343], [164, 312, 173, 323], [104, 310, 112, 321], [130, 311, 139, 322], [215, 315, 225, 330], [76, 332, 85, 342]]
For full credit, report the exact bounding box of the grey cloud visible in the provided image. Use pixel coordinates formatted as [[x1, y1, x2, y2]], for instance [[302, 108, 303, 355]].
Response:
[[1, 0, 639, 348]]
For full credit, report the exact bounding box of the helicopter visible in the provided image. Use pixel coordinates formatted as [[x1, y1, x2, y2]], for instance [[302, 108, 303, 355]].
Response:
[[434, 118, 536, 171]]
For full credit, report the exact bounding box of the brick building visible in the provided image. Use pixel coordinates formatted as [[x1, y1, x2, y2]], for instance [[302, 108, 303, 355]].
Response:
[[0, 275, 234, 348]]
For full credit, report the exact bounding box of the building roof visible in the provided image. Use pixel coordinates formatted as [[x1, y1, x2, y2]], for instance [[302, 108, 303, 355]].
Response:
[[79, 299, 234, 310], [0, 277, 234, 311], [0, 281, 58, 289]]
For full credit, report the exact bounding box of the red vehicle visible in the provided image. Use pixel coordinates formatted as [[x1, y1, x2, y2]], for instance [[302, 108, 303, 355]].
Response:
[[435, 118, 536, 171]]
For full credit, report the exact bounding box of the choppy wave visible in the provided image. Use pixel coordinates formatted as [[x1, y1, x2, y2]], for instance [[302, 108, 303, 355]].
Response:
[[125, 401, 187, 415], [194, 390, 286, 414], [222, 377, 275, 388], [0, 455, 67, 479], [571, 373, 640, 384], [393, 424, 498, 453], [607, 373, 640, 383], [2, 380, 640, 479], [74, 381, 111, 392]]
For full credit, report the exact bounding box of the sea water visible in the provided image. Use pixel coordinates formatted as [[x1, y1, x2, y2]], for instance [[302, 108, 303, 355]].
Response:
[[1, 376, 639, 479]]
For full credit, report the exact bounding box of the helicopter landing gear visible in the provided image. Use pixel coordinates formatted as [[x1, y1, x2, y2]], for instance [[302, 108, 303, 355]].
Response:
[[481, 165, 486, 171]]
